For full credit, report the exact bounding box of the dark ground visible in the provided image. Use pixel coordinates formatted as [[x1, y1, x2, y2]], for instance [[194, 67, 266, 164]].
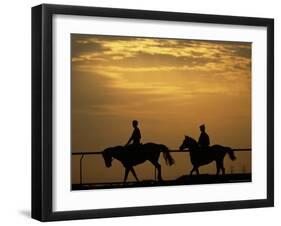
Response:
[[72, 173, 252, 190]]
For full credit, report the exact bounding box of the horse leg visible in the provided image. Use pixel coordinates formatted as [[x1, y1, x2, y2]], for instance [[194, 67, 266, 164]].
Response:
[[220, 156, 226, 175], [220, 161, 225, 176], [195, 167, 200, 175], [216, 161, 220, 175], [149, 159, 163, 182], [152, 161, 162, 182], [156, 163, 162, 181], [190, 166, 199, 175], [123, 168, 129, 185], [130, 167, 139, 182], [216, 160, 225, 176], [190, 166, 195, 175]]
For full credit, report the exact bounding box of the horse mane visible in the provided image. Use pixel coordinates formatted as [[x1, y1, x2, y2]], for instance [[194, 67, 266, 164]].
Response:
[[103, 146, 124, 155], [188, 136, 198, 146]]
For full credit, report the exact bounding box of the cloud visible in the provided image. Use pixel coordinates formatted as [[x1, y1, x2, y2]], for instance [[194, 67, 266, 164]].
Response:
[[72, 34, 251, 77], [71, 34, 251, 118]]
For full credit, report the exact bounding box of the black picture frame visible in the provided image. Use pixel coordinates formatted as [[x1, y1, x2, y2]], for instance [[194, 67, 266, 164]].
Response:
[[32, 4, 274, 222]]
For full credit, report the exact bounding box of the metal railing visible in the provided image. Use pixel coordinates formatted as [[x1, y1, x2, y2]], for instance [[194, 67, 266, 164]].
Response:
[[72, 148, 251, 185]]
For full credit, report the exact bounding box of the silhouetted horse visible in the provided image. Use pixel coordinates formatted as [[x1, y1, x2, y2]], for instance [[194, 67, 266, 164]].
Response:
[[102, 143, 175, 183], [179, 136, 236, 175]]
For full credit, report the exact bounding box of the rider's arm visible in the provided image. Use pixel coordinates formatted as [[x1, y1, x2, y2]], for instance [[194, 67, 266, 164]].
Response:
[[126, 134, 133, 146]]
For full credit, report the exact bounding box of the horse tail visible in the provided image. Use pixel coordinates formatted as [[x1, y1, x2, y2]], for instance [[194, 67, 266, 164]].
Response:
[[162, 146, 175, 166], [227, 148, 236, 161]]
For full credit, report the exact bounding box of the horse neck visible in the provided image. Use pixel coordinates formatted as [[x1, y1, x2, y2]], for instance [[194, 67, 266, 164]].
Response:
[[108, 146, 120, 159], [189, 138, 198, 150]]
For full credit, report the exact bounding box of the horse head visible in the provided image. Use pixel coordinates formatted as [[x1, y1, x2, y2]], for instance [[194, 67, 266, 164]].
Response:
[[179, 135, 189, 151], [179, 135, 197, 151], [102, 147, 114, 167], [102, 146, 124, 167]]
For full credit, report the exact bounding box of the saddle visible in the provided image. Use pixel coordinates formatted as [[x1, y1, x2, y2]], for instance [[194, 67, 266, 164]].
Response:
[[198, 146, 210, 152], [126, 143, 143, 152]]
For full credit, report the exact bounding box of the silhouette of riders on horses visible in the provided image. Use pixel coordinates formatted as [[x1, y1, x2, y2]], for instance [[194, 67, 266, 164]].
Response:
[[198, 124, 210, 151], [102, 120, 174, 182], [125, 120, 142, 151]]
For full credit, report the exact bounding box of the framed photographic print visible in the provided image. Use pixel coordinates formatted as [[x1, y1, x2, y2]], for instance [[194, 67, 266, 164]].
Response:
[[32, 4, 274, 221]]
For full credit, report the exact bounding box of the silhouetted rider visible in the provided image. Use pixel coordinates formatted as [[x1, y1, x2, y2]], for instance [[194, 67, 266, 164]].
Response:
[[126, 120, 141, 148], [198, 124, 210, 150]]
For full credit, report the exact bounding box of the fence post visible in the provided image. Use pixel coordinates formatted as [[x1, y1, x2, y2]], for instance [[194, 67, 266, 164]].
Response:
[[80, 154, 84, 185]]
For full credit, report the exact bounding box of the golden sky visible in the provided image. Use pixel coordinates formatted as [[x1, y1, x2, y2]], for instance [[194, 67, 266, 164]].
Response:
[[71, 34, 251, 184]]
